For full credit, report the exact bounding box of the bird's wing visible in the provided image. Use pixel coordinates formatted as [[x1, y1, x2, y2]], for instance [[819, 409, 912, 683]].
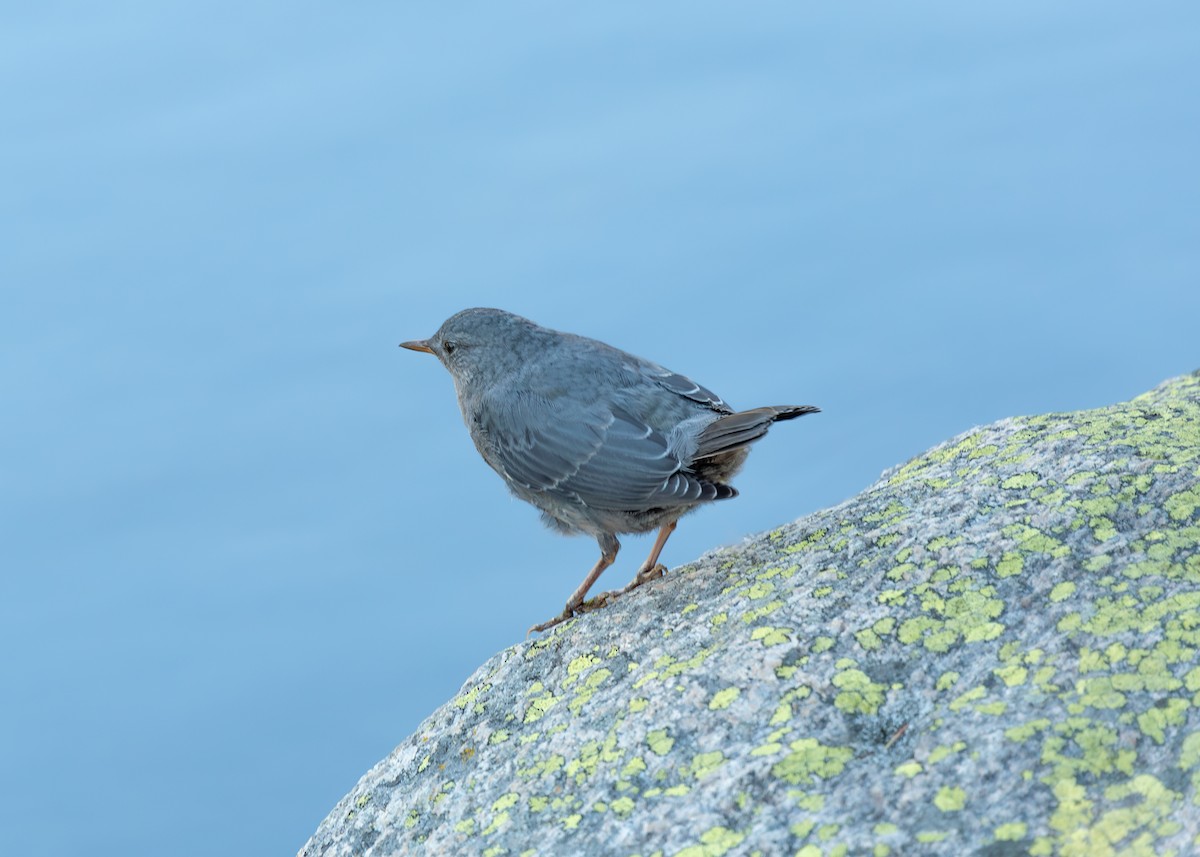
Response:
[[480, 392, 727, 511], [640, 364, 733, 413]]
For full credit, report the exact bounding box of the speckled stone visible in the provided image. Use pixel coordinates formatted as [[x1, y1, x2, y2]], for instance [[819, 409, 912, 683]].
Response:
[[301, 372, 1200, 857]]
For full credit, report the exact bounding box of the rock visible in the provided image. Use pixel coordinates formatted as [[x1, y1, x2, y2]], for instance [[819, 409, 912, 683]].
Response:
[[301, 372, 1200, 857]]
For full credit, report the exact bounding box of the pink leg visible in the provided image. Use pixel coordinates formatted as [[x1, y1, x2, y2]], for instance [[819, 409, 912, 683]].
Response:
[[622, 520, 678, 592], [528, 536, 619, 634]]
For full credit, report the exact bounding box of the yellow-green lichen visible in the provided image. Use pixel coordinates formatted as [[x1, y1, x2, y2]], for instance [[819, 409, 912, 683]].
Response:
[[832, 667, 888, 715], [933, 786, 966, 812], [647, 729, 674, 756], [771, 739, 853, 785], [709, 687, 740, 710], [1050, 581, 1077, 602], [673, 825, 746, 857], [690, 751, 726, 779], [523, 689, 560, 724], [993, 821, 1028, 841]]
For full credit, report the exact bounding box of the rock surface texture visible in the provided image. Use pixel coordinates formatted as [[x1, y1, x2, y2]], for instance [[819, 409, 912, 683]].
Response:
[[302, 372, 1200, 857]]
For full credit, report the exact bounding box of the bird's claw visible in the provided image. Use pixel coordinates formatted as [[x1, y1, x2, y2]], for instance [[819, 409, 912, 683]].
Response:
[[578, 591, 620, 612], [579, 564, 669, 610], [626, 563, 667, 591], [526, 564, 670, 634], [527, 607, 576, 636]]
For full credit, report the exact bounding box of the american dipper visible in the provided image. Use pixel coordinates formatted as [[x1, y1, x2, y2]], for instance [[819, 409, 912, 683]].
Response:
[[401, 308, 819, 633]]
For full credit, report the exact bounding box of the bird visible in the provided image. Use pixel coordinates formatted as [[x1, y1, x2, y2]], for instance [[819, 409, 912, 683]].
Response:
[[400, 308, 819, 633]]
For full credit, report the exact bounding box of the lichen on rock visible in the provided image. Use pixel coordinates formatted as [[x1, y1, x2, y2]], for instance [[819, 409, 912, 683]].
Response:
[[301, 371, 1200, 857]]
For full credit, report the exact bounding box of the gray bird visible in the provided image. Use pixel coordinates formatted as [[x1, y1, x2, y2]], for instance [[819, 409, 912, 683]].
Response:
[[401, 308, 819, 633]]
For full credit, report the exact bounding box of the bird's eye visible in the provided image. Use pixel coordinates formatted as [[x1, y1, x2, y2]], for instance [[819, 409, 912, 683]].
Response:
[[442, 339, 458, 355]]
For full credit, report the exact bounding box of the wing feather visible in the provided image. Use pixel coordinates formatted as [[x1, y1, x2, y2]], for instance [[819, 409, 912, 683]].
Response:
[[479, 393, 726, 511], [642, 365, 732, 413]]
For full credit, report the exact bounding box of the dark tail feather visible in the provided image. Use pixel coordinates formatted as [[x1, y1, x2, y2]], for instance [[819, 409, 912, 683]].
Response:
[[693, 405, 820, 460]]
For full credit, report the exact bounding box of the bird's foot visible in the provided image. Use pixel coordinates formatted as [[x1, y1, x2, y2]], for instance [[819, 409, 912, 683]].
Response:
[[624, 563, 667, 592], [577, 590, 621, 613], [527, 607, 576, 635], [584, 563, 669, 608], [526, 564, 670, 634]]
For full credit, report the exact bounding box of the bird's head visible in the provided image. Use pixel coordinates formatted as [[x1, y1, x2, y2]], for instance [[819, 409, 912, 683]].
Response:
[[401, 307, 544, 393]]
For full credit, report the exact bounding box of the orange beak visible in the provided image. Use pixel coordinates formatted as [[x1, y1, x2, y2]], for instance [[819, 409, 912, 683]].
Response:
[[400, 339, 435, 354]]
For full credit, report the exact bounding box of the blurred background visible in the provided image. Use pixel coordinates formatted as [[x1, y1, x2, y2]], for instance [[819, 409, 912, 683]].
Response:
[[2, 3, 1198, 854]]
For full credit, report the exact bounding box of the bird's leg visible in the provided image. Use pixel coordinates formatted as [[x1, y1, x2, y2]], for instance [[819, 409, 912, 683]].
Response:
[[621, 519, 678, 593], [528, 535, 620, 634], [587, 520, 680, 606]]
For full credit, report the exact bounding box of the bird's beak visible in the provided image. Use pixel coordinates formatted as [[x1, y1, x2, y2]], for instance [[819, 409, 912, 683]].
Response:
[[400, 339, 435, 354]]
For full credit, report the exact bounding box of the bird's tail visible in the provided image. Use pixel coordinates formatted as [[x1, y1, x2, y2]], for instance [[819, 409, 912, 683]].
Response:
[[692, 405, 820, 460]]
